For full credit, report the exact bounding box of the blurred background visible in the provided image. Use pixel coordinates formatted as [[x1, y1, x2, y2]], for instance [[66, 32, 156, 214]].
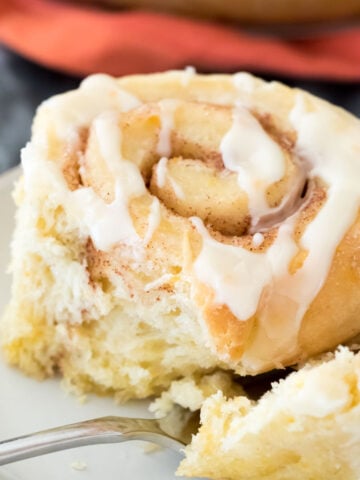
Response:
[[1, 0, 360, 175]]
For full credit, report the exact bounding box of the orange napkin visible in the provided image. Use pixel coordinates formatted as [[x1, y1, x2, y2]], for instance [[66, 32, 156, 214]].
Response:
[[1, 0, 360, 80]]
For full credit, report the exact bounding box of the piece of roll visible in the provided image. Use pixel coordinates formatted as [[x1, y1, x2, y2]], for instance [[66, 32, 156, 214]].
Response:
[[1, 71, 360, 403], [178, 348, 360, 480], [76, 0, 360, 24]]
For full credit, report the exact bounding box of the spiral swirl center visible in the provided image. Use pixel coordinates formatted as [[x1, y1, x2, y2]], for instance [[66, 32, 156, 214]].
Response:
[[81, 100, 305, 237]]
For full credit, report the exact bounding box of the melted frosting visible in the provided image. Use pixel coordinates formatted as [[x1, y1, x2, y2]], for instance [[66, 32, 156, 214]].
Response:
[[83, 112, 147, 250], [180, 66, 196, 87], [39, 74, 141, 142], [194, 91, 360, 367], [156, 100, 179, 157], [25, 75, 157, 252], [252, 232, 264, 247], [70, 186, 140, 251], [232, 72, 257, 94], [93, 112, 146, 198], [192, 217, 297, 321], [155, 157, 185, 199], [156, 157, 168, 188], [169, 177, 185, 199], [220, 105, 287, 227], [143, 197, 161, 246]]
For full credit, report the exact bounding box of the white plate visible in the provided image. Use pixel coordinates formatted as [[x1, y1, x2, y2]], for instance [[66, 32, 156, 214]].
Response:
[[0, 167, 197, 480]]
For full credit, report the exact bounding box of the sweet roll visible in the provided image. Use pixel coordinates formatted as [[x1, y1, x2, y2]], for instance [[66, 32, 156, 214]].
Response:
[[1, 71, 360, 399]]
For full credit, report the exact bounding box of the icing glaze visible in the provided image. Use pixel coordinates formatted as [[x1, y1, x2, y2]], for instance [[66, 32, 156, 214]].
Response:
[[169, 177, 185, 199], [180, 66, 196, 87], [156, 100, 179, 157], [30, 72, 145, 255], [22, 140, 144, 252], [192, 217, 297, 321], [232, 72, 257, 94], [156, 157, 168, 188], [220, 105, 287, 227], [252, 232, 264, 247], [143, 197, 161, 246], [93, 112, 146, 198], [194, 91, 360, 366], [38, 74, 141, 143], [155, 157, 185, 199]]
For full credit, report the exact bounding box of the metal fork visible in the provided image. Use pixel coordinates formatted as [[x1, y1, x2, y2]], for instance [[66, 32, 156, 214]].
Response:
[[0, 407, 200, 465]]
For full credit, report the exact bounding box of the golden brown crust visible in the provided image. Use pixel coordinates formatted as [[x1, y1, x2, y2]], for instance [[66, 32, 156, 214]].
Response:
[[193, 282, 254, 361], [299, 210, 360, 358]]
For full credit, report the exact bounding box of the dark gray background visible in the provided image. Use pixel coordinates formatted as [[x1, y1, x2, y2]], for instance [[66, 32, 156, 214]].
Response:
[[0, 46, 79, 174], [1, 43, 360, 175]]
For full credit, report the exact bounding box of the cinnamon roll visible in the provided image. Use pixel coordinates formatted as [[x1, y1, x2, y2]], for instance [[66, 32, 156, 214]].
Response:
[[1, 70, 360, 401]]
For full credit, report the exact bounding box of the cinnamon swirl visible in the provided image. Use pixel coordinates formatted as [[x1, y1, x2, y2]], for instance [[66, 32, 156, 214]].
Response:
[[1, 70, 360, 400]]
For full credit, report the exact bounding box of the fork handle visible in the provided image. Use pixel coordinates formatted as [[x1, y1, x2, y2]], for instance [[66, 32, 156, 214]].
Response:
[[0, 416, 166, 465]]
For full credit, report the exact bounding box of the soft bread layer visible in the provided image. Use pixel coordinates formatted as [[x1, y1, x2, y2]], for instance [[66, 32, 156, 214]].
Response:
[[179, 348, 360, 480], [1, 181, 223, 397], [149, 371, 245, 417]]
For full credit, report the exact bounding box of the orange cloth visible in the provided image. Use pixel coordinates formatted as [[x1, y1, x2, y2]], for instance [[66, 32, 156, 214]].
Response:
[[1, 0, 360, 80]]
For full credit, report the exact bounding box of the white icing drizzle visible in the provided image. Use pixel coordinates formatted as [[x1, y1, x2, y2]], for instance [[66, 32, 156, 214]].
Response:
[[192, 217, 297, 321], [284, 93, 360, 314], [39, 74, 141, 142], [81, 74, 141, 112], [25, 107, 151, 252], [70, 187, 139, 251], [193, 92, 360, 367], [169, 178, 185, 199], [252, 232, 264, 247], [93, 112, 146, 198], [155, 157, 185, 199], [156, 157, 168, 188], [156, 100, 179, 157], [22, 143, 145, 255], [79, 112, 147, 250], [93, 111, 124, 175], [180, 66, 196, 87], [27, 78, 183, 255], [143, 197, 161, 246], [23, 144, 143, 253], [220, 105, 286, 227], [21, 144, 100, 250], [232, 72, 256, 94]]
